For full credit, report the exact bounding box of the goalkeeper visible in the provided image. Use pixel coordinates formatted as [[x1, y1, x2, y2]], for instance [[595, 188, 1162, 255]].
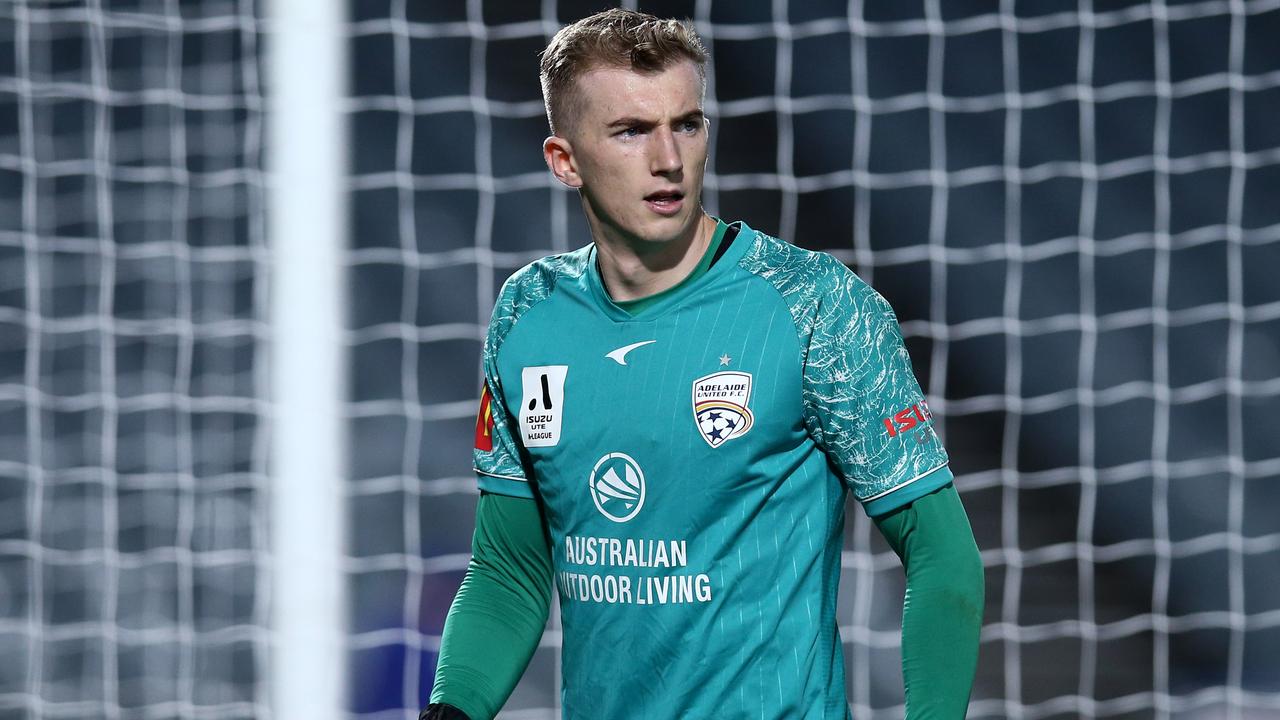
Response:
[[426, 9, 983, 720]]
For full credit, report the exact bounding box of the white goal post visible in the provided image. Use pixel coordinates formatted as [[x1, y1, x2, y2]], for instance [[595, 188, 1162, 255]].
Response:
[[267, 0, 347, 718]]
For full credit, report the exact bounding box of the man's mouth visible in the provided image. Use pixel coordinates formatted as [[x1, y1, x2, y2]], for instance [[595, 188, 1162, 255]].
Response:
[[644, 190, 684, 215]]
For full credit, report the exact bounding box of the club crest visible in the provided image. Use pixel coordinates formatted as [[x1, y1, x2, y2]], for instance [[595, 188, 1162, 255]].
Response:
[[692, 371, 755, 448]]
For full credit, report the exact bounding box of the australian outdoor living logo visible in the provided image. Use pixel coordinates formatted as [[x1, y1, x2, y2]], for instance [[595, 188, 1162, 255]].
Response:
[[692, 371, 754, 448], [589, 452, 646, 523]]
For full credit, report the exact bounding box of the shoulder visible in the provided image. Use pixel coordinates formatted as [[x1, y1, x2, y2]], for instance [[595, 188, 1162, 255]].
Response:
[[499, 245, 592, 311], [488, 245, 592, 343], [734, 226, 883, 331]]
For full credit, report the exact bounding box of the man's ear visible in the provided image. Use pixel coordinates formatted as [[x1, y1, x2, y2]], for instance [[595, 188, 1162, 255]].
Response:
[[544, 135, 582, 189]]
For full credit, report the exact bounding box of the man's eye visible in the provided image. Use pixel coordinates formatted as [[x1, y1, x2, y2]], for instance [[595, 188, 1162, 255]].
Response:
[[619, 127, 641, 137], [680, 120, 701, 133]]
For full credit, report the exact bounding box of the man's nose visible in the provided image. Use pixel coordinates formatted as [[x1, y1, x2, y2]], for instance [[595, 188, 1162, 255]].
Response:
[[650, 127, 683, 175]]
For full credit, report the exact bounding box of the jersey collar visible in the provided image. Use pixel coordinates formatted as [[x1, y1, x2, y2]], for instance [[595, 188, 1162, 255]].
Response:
[[584, 219, 755, 322]]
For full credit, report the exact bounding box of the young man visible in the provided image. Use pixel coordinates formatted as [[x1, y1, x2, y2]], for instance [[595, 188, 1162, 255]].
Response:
[[425, 9, 983, 720]]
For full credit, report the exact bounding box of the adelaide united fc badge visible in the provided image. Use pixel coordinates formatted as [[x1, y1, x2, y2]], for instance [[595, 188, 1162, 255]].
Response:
[[692, 371, 755, 448]]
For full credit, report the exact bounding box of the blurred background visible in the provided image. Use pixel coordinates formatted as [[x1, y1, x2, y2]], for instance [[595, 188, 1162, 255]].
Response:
[[1, 0, 1278, 718]]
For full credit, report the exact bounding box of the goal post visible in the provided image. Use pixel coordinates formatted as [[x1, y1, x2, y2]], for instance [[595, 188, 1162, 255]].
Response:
[[267, 0, 347, 719]]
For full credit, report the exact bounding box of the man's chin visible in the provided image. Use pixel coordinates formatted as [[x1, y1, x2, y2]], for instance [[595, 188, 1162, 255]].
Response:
[[634, 203, 706, 239], [631, 207, 702, 244], [582, 195, 704, 247]]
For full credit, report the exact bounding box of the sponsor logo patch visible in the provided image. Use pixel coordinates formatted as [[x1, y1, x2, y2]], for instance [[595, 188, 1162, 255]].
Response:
[[589, 452, 646, 523], [520, 365, 568, 448], [474, 383, 495, 451], [692, 371, 755, 448], [882, 400, 933, 439]]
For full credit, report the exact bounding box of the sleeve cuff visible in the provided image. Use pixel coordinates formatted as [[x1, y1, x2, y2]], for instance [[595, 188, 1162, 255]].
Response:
[[861, 464, 954, 517], [475, 468, 534, 499]]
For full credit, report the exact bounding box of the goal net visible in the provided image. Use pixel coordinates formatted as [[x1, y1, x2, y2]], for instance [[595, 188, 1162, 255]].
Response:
[[4, 0, 1279, 719], [367, 1, 1280, 719], [0, 1, 268, 718]]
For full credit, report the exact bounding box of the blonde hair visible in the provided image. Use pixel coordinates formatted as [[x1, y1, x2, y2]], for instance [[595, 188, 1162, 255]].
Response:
[[539, 8, 709, 135]]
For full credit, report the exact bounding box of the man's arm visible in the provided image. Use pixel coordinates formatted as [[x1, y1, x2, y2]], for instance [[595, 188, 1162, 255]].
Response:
[[426, 492, 553, 720], [873, 482, 985, 719]]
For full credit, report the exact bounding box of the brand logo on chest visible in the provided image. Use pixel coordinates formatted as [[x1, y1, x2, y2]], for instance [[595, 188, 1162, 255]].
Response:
[[692, 371, 755, 448], [589, 452, 646, 523]]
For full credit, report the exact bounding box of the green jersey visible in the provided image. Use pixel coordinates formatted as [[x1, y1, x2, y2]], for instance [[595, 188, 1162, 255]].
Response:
[[472, 221, 952, 719]]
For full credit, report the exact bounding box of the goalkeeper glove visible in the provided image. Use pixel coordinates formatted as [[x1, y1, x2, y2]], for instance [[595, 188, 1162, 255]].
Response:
[[420, 703, 471, 720]]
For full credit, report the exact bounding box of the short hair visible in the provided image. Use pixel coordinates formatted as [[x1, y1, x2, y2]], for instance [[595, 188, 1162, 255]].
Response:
[[539, 8, 709, 136]]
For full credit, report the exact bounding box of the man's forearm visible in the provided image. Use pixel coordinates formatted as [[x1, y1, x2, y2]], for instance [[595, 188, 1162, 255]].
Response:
[[429, 493, 553, 720], [874, 483, 985, 718]]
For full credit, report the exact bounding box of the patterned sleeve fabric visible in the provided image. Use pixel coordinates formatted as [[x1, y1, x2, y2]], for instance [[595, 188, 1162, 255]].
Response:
[[473, 313, 532, 497], [472, 267, 543, 497], [740, 233, 951, 516], [801, 253, 951, 514], [472, 253, 588, 498]]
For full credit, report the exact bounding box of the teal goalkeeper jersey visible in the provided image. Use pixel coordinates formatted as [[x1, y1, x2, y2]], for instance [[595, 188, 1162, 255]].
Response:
[[472, 221, 953, 720]]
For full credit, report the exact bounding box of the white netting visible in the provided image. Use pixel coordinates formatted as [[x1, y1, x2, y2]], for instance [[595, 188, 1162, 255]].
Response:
[[0, 1, 269, 718], [349, 1, 1280, 718]]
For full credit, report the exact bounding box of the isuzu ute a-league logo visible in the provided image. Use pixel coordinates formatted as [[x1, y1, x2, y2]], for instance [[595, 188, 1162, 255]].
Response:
[[520, 365, 567, 448], [692, 371, 755, 448], [589, 452, 646, 523]]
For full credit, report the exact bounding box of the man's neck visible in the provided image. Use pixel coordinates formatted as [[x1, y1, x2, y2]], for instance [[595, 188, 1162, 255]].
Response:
[[592, 212, 718, 302]]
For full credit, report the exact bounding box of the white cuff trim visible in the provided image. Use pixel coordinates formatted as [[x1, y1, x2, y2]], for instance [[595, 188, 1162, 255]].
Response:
[[474, 467, 528, 483], [861, 461, 950, 503]]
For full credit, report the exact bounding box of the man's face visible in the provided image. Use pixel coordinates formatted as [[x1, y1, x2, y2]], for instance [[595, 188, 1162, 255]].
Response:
[[558, 60, 709, 246]]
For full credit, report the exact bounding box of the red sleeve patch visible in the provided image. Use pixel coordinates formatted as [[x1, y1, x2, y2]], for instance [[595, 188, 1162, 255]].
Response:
[[474, 383, 495, 452]]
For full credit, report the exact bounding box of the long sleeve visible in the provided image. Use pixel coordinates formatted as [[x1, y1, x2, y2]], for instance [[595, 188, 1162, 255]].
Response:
[[428, 492, 554, 720], [873, 482, 985, 719]]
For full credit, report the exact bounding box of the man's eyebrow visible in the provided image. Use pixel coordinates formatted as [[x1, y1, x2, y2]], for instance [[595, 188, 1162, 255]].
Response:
[[605, 110, 705, 128], [605, 116, 652, 128]]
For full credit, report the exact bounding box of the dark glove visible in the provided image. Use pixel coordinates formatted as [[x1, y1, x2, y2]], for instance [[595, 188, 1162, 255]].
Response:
[[420, 703, 471, 720]]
